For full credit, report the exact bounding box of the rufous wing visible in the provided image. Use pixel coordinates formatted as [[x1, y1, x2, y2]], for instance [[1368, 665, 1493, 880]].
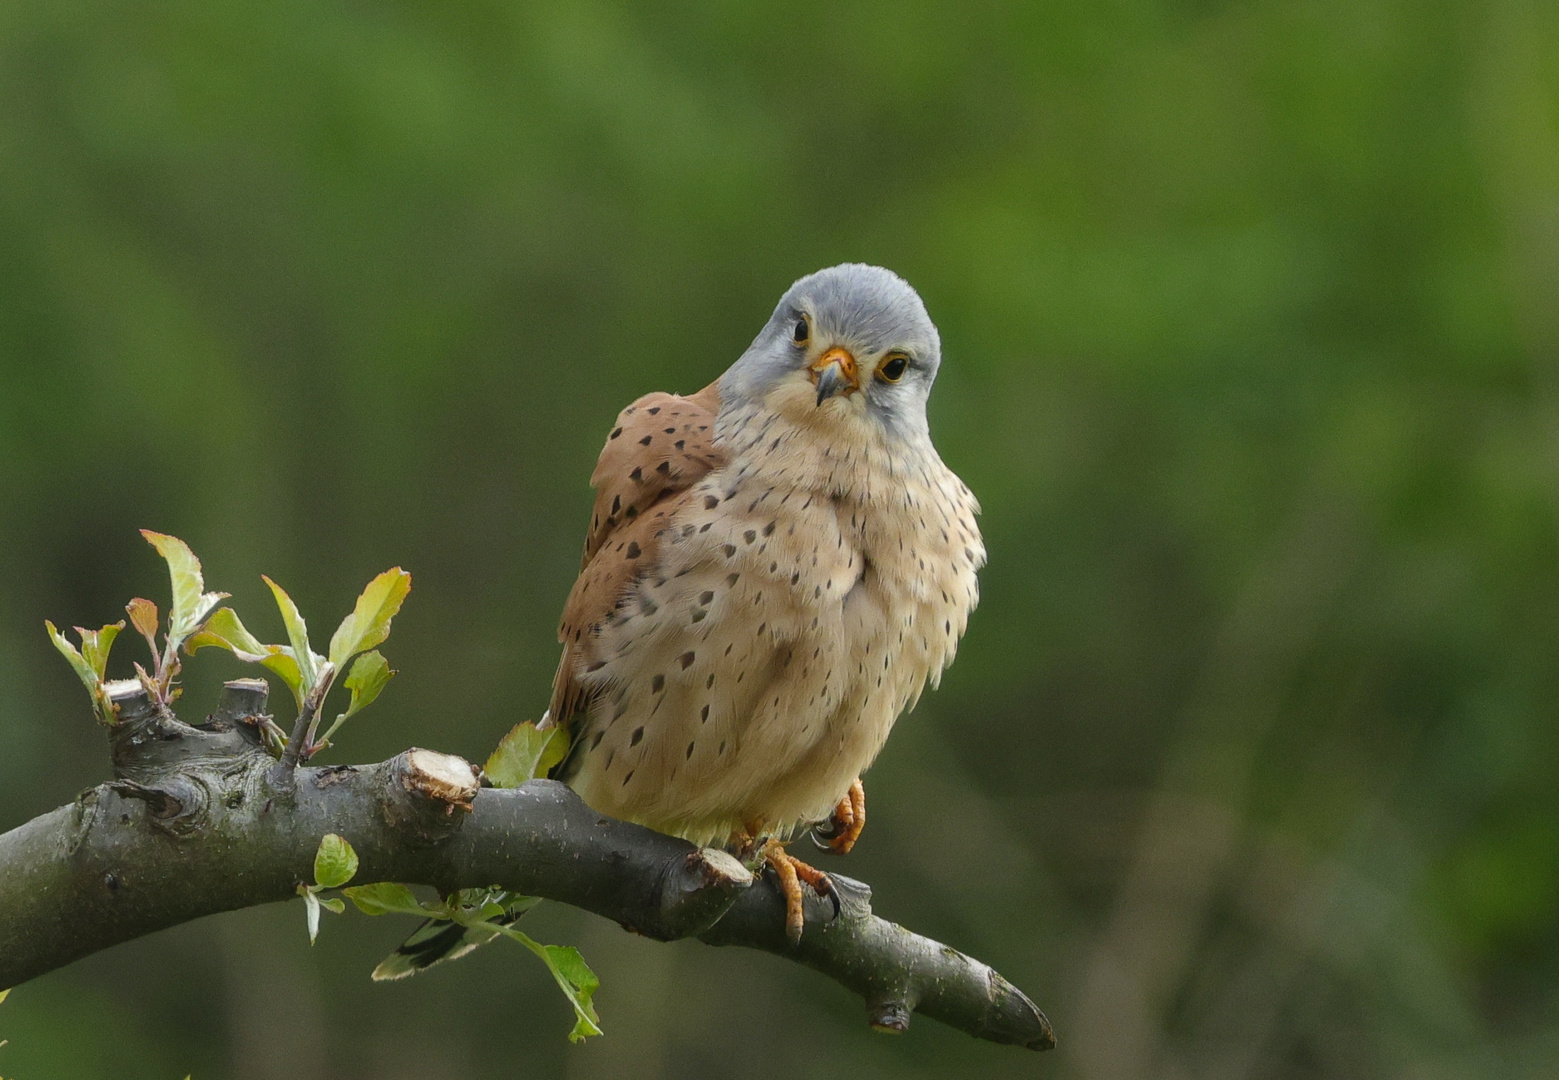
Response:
[[547, 381, 724, 735]]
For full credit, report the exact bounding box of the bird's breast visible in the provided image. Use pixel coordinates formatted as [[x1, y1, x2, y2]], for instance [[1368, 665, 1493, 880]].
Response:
[[565, 413, 983, 846]]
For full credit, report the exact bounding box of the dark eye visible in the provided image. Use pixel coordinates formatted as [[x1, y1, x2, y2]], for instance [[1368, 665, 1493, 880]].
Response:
[[792, 318, 809, 345], [878, 355, 909, 383]]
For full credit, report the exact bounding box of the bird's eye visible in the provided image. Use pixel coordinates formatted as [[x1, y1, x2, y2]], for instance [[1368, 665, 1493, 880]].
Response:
[[792, 318, 809, 345], [878, 355, 909, 383]]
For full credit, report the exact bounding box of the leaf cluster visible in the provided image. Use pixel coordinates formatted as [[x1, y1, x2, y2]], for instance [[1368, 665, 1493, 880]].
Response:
[[46, 531, 407, 760]]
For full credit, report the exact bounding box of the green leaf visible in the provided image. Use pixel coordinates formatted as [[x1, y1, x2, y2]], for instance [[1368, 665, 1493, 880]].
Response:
[[187, 608, 307, 707], [372, 920, 506, 981], [185, 606, 269, 660], [47, 621, 96, 695], [301, 886, 322, 945], [262, 575, 319, 692], [140, 531, 228, 648], [76, 623, 123, 682], [342, 882, 432, 918], [490, 925, 602, 1042], [0, 987, 10, 1004], [342, 650, 393, 713], [46, 621, 121, 724], [316, 651, 395, 747], [484, 722, 569, 788], [327, 568, 412, 670], [313, 833, 359, 889], [319, 897, 345, 914]]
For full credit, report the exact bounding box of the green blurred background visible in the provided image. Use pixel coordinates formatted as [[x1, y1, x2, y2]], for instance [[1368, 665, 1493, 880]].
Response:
[[3, 0, 1558, 1076]]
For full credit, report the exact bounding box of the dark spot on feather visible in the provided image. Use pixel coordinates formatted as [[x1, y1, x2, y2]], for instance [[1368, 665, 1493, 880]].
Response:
[[647, 406, 660, 415], [679, 651, 695, 669], [656, 460, 671, 474], [629, 466, 643, 482], [687, 741, 696, 759], [704, 495, 719, 510], [610, 427, 622, 439], [651, 674, 665, 693], [630, 727, 644, 746], [623, 770, 634, 786], [743, 530, 756, 544], [591, 731, 605, 750], [699, 591, 714, 604], [640, 435, 653, 446], [721, 544, 736, 558], [626, 542, 641, 559]]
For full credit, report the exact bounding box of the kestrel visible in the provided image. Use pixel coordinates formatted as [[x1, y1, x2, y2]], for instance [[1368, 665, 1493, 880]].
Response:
[[546, 264, 984, 939]]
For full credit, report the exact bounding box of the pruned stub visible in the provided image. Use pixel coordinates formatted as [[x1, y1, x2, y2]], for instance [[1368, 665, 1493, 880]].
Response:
[[402, 749, 480, 814]]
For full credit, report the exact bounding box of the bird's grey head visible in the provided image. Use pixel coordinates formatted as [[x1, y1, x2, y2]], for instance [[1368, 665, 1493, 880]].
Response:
[[721, 264, 942, 442]]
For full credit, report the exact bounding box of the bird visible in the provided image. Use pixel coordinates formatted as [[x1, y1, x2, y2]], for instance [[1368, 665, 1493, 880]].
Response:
[[544, 263, 984, 940]]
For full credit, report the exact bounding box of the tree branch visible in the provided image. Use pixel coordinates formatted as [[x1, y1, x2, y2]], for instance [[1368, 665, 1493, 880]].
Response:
[[0, 682, 1053, 1051]]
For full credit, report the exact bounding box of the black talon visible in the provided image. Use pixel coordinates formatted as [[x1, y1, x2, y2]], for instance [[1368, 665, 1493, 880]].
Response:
[[814, 873, 841, 919], [810, 815, 843, 851]]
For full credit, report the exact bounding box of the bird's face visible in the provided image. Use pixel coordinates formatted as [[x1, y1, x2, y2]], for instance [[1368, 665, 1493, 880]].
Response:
[[724, 264, 942, 443]]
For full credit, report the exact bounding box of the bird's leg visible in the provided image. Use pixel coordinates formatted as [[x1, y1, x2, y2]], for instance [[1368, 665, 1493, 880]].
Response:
[[810, 778, 867, 855], [761, 838, 838, 944]]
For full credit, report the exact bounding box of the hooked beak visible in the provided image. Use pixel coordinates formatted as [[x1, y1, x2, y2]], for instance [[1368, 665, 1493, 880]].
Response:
[[810, 346, 859, 406]]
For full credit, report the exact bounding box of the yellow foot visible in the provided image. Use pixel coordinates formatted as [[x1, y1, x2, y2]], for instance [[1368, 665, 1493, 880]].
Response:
[[811, 778, 867, 855], [762, 838, 837, 944]]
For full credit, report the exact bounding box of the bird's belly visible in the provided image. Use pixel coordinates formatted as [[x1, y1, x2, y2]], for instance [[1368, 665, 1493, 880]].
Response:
[[564, 483, 956, 847]]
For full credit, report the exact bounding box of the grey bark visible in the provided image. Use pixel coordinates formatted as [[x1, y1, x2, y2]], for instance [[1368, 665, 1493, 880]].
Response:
[[0, 681, 1053, 1051]]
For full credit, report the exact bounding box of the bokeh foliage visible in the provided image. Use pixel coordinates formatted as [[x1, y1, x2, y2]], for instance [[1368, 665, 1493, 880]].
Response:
[[3, 0, 1559, 1077]]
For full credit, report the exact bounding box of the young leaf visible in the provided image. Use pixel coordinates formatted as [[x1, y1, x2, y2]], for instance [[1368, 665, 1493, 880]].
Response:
[[370, 895, 542, 982], [76, 623, 123, 682], [126, 598, 158, 656], [186, 608, 307, 707], [45, 621, 97, 693], [342, 882, 431, 918], [140, 531, 228, 647], [317, 651, 395, 747], [185, 606, 268, 661], [484, 722, 569, 788], [313, 833, 359, 890], [45, 621, 121, 724], [372, 920, 506, 982], [327, 568, 411, 670], [262, 575, 319, 691], [301, 886, 322, 945], [491, 925, 603, 1042]]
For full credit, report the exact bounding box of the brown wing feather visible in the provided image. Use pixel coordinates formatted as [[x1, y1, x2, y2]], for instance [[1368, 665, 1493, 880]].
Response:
[[547, 381, 723, 736]]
